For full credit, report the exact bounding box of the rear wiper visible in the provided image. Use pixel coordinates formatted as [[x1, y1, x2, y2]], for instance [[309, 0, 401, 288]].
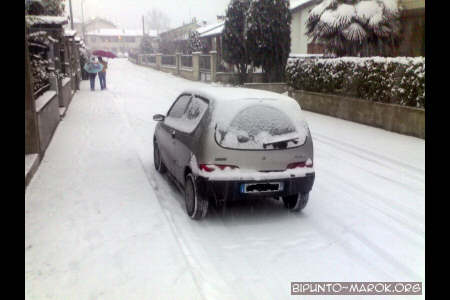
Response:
[[263, 136, 300, 149]]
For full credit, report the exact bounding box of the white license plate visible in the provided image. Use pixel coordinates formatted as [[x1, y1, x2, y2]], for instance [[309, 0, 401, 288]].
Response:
[[241, 182, 283, 193]]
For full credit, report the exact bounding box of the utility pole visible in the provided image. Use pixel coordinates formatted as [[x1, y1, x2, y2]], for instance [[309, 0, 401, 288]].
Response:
[[69, 0, 74, 29], [142, 15, 145, 36], [81, 0, 86, 41]]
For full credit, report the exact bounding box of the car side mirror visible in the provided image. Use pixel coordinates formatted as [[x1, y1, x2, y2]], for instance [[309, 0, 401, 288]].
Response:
[[153, 114, 165, 122]]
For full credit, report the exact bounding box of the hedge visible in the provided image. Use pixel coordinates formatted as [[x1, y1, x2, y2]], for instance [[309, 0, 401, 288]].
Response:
[[286, 57, 425, 109]]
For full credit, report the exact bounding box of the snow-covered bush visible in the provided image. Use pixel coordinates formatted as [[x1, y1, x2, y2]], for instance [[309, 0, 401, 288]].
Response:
[[28, 31, 59, 97], [286, 56, 425, 108], [188, 30, 206, 53]]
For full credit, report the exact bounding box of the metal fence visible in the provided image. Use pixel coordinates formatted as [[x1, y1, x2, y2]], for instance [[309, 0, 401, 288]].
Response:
[[181, 55, 192, 68], [143, 55, 156, 64], [162, 55, 176, 66], [199, 55, 211, 71]]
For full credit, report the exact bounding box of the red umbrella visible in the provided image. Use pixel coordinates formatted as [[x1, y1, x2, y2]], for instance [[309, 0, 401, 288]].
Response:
[[92, 50, 117, 58]]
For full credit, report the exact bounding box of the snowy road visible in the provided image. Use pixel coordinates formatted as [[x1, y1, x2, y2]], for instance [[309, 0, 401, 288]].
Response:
[[25, 59, 425, 300]]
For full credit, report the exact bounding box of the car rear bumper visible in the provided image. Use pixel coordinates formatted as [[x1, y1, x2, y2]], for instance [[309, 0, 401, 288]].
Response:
[[196, 173, 315, 202]]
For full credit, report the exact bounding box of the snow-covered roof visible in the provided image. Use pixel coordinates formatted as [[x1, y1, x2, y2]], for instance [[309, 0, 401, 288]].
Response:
[[198, 21, 224, 38], [86, 28, 150, 37], [26, 15, 68, 26], [85, 28, 157, 37], [64, 29, 77, 37], [290, 0, 316, 10]]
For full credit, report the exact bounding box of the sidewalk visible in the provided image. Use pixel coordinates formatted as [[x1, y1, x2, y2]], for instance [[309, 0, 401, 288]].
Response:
[[25, 81, 202, 300]]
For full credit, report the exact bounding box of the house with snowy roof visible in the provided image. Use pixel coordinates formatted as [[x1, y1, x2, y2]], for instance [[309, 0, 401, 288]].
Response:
[[196, 20, 225, 60], [85, 28, 157, 56]]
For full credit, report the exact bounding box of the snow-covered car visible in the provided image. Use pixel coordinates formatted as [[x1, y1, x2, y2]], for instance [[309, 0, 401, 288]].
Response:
[[152, 87, 315, 219]]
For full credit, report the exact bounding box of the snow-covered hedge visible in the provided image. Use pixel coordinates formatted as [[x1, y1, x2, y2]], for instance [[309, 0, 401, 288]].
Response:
[[28, 31, 59, 97], [286, 57, 425, 108]]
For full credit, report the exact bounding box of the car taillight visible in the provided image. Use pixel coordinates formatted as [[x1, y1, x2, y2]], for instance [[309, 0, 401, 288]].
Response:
[[199, 164, 239, 172], [287, 160, 313, 169]]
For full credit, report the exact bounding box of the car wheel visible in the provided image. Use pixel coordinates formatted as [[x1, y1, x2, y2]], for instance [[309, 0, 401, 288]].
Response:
[[154, 142, 167, 173], [282, 193, 309, 212], [185, 173, 209, 220]]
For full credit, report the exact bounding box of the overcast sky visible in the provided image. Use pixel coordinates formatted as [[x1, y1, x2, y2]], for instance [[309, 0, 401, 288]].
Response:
[[65, 0, 231, 30]]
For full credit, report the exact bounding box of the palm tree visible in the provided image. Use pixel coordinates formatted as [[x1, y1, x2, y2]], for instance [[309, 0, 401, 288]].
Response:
[[306, 0, 401, 56]]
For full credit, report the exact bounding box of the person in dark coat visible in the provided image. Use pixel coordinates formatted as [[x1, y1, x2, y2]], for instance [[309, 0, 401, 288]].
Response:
[[98, 56, 108, 90]]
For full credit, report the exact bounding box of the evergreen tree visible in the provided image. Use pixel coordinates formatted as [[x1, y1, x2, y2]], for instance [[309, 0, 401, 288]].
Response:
[[246, 0, 291, 82], [140, 35, 154, 54], [26, 0, 65, 16], [305, 0, 401, 56], [222, 0, 251, 84], [188, 30, 205, 53]]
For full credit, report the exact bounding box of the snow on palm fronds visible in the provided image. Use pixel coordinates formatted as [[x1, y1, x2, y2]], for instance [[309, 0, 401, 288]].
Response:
[[306, 0, 401, 56], [342, 22, 366, 42]]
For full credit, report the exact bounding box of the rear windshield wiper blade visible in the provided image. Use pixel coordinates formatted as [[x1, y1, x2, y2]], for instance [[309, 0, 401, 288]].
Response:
[[263, 136, 300, 148]]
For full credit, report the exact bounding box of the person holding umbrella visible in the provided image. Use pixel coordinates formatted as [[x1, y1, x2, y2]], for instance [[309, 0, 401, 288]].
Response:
[[92, 50, 116, 90], [83, 57, 103, 91], [98, 56, 108, 90]]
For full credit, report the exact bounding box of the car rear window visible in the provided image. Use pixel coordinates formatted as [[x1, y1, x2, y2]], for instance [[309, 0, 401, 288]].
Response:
[[215, 105, 301, 150]]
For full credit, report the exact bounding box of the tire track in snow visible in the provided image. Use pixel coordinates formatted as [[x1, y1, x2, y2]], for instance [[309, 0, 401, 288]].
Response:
[[312, 132, 424, 181], [314, 147, 424, 227], [105, 88, 209, 300]]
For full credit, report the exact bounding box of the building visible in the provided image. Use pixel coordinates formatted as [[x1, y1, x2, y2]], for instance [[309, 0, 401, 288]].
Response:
[[71, 17, 117, 44], [397, 0, 425, 56], [290, 0, 321, 55], [197, 20, 224, 53], [85, 28, 157, 56], [158, 20, 203, 54]]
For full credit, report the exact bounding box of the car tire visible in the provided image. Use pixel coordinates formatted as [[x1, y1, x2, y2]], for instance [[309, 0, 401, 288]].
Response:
[[154, 142, 167, 174], [282, 193, 309, 212], [185, 173, 209, 220]]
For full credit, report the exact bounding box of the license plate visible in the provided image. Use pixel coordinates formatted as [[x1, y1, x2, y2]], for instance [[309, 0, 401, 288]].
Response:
[[240, 182, 284, 193]]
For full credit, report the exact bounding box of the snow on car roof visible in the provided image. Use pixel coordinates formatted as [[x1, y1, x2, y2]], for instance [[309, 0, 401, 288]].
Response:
[[183, 86, 291, 103], [181, 86, 305, 130]]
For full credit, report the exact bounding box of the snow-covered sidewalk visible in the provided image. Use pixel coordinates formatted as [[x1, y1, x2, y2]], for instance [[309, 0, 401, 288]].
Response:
[[25, 59, 424, 300]]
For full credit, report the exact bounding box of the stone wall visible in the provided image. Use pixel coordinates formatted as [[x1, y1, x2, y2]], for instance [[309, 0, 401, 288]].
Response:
[[35, 91, 60, 153], [243, 82, 289, 94], [289, 90, 425, 139]]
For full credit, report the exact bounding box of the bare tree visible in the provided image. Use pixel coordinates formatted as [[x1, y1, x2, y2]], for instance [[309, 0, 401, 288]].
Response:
[[145, 8, 171, 34]]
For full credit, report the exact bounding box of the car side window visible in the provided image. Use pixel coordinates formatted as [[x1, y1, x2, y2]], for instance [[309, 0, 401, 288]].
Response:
[[165, 96, 208, 133], [167, 94, 191, 118]]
